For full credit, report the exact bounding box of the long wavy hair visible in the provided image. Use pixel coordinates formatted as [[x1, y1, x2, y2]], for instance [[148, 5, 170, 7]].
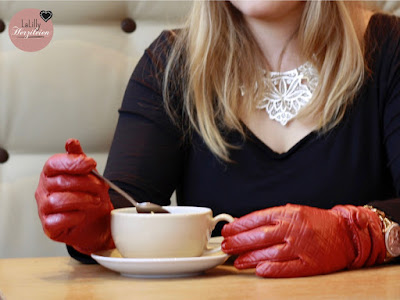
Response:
[[163, 1, 370, 161]]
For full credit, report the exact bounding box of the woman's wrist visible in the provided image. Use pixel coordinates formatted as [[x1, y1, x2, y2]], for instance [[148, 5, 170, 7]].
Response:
[[66, 245, 97, 264]]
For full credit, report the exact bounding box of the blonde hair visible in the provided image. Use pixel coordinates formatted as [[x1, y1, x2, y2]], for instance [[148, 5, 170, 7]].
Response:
[[164, 1, 369, 161]]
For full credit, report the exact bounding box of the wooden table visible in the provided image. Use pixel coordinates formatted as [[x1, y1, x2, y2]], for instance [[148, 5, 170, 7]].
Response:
[[0, 257, 399, 299]]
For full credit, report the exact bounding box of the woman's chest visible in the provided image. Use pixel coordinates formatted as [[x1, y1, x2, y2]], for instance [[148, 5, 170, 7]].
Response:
[[241, 108, 317, 155], [179, 93, 395, 217]]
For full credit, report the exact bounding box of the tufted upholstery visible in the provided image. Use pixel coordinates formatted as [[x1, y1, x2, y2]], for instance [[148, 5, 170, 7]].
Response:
[[0, 1, 398, 259], [0, 1, 191, 258]]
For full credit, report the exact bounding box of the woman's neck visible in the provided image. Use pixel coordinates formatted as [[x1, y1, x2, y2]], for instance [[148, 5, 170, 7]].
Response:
[[243, 4, 305, 72]]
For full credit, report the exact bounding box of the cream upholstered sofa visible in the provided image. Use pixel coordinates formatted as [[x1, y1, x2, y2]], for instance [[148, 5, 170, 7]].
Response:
[[0, 0, 191, 258], [0, 1, 399, 259]]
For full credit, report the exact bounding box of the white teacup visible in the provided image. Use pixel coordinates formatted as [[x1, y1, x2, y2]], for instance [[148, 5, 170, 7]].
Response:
[[111, 206, 234, 258]]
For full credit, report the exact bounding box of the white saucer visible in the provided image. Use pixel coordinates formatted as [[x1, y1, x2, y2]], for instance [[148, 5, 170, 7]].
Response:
[[91, 237, 229, 278]]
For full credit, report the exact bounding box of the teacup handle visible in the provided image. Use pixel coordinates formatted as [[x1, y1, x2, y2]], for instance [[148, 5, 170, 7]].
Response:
[[203, 213, 235, 255]]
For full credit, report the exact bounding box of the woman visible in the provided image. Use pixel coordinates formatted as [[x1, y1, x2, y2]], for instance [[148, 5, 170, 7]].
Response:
[[35, 1, 400, 277]]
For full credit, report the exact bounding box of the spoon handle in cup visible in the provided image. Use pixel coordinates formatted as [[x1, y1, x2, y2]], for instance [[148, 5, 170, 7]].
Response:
[[91, 170, 139, 207], [91, 170, 170, 214]]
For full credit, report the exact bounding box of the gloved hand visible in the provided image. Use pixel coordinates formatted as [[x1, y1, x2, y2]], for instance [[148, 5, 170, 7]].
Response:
[[221, 204, 386, 278], [35, 139, 115, 255]]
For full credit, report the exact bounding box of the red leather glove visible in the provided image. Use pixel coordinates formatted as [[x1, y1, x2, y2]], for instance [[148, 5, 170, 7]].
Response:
[[221, 204, 386, 278], [35, 139, 115, 255]]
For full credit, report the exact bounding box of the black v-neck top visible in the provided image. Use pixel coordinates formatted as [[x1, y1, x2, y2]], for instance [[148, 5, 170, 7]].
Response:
[[103, 13, 400, 229]]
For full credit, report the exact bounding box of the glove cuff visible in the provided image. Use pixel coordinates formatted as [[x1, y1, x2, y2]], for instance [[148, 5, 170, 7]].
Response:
[[332, 205, 386, 269], [76, 238, 115, 255]]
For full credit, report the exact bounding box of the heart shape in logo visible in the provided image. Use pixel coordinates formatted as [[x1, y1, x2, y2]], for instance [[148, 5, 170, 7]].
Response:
[[40, 10, 53, 22]]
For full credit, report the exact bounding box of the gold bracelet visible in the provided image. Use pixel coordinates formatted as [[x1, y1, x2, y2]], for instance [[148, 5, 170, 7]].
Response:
[[364, 205, 392, 233], [364, 205, 400, 261]]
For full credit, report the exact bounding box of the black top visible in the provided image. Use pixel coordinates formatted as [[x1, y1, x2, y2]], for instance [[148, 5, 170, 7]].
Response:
[[69, 13, 400, 262]]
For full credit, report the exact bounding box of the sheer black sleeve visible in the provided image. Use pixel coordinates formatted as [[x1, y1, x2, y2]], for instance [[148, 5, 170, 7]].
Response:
[[103, 30, 185, 208]]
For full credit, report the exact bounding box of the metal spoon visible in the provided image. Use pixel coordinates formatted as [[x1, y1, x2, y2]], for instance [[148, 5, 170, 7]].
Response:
[[91, 170, 169, 214]]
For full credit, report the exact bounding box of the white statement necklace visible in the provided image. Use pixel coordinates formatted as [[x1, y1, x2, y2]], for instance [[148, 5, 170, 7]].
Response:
[[257, 61, 319, 126]]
